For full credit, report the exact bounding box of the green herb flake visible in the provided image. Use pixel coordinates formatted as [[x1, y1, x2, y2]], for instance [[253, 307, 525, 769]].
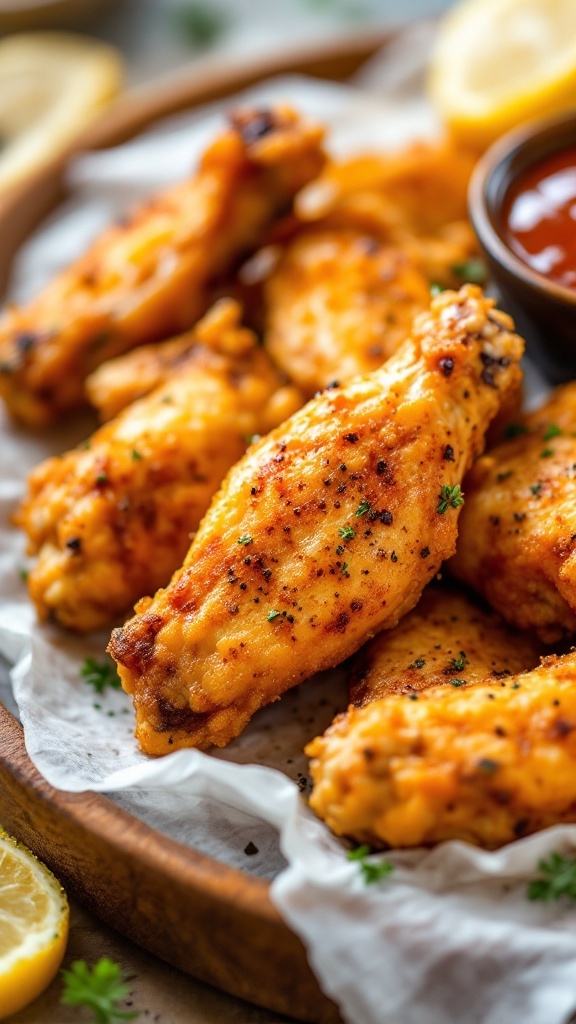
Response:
[[172, 2, 228, 49], [341, 562, 350, 577], [540, 447, 554, 459], [449, 678, 466, 687], [355, 500, 372, 517], [543, 423, 563, 441], [237, 535, 253, 546], [347, 844, 394, 885], [60, 957, 139, 1023], [450, 651, 468, 672], [80, 657, 121, 694], [504, 423, 528, 439], [430, 283, 445, 296], [246, 433, 261, 445], [161, 395, 173, 404], [451, 257, 486, 284], [339, 525, 356, 541], [527, 852, 576, 902], [410, 657, 426, 669], [19, 566, 29, 582], [497, 470, 513, 483], [96, 473, 108, 485], [530, 482, 543, 497], [437, 484, 464, 514], [131, 449, 143, 461], [267, 609, 281, 622]]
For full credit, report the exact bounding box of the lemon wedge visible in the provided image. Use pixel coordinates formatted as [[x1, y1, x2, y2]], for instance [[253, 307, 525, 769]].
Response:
[[0, 32, 123, 195], [428, 0, 576, 147], [0, 829, 69, 1019]]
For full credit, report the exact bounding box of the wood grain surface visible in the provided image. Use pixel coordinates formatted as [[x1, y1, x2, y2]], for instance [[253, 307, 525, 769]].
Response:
[[0, 33, 399, 1022]]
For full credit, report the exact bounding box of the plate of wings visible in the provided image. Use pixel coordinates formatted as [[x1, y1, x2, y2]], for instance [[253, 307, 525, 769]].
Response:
[[2, 32, 576, 1023]]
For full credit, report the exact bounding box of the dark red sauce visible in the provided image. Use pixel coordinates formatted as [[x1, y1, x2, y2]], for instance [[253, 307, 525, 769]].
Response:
[[504, 145, 576, 290]]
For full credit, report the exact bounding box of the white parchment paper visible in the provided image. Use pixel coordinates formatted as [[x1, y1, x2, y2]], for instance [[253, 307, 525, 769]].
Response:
[[1, 61, 576, 1024]]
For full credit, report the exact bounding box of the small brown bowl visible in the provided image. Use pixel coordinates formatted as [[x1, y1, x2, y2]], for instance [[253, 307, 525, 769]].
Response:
[[469, 111, 576, 383]]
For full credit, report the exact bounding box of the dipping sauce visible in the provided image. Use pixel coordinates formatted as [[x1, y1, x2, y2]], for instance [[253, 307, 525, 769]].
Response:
[[504, 145, 576, 290]]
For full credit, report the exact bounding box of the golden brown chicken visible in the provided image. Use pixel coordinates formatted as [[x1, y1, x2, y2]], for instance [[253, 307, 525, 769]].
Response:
[[350, 583, 542, 706], [264, 229, 431, 397], [451, 382, 576, 643], [307, 651, 576, 850], [295, 139, 481, 289], [108, 285, 524, 756], [0, 106, 325, 427], [16, 300, 301, 631]]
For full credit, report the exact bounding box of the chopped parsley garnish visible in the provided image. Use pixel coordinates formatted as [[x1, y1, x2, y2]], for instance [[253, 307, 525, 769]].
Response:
[[451, 257, 486, 284], [339, 525, 356, 541], [543, 423, 563, 441], [267, 609, 281, 622], [355, 500, 372, 517], [246, 433, 261, 445], [527, 852, 576, 902], [237, 535, 253, 545], [504, 423, 528, 439], [410, 657, 426, 669], [131, 449, 142, 461], [172, 2, 228, 49], [430, 283, 445, 296], [496, 470, 513, 483], [437, 484, 464, 514], [61, 957, 139, 1022], [540, 448, 554, 459], [449, 678, 466, 687], [19, 566, 29, 582], [80, 657, 121, 694], [341, 562, 350, 576], [450, 651, 468, 672], [530, 482, 543, 497], [96, 473, 108, 485], [347, 844, 394, 885]]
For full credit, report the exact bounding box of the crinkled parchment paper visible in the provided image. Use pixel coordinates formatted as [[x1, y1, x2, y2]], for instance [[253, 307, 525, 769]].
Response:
[[2, 48, 576, 1024]]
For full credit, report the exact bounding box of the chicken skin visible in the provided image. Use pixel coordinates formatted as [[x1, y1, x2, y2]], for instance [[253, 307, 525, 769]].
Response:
[[264, 229, 431, 397], [108, 286, 524, 756], [295, 140, 481, 290], [0, 106, 325, 426], [451, 382, 576, 643], [307, 651, 576, 850], [350, 584, 542, 707], [16, 300, 300, 631]]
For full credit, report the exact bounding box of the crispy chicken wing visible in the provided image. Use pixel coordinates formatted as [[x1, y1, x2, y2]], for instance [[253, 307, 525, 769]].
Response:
[[350, 584, 541, 706], [0, 107, 325, 426], [264, 229, 431, 397], [108, 286, 523, 755], [16, 300, 300, 631], [307, 651, 576, 850], [451, 382, 576, 643], [295, 140, 481, 289]]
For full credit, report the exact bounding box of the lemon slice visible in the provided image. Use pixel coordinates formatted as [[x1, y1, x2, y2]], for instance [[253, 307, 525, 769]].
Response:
[[428, 0, 576, 147], [0, 829, 69, 1019], [0, 32, 123, 194]]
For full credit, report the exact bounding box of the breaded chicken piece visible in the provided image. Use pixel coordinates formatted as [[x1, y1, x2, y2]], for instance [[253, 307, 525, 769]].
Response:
[[85, 301, 265, 421], [451, 382, 576, 643], [307, 651, 576, 850], [264, 229, 431, 397], [350, 584, 542, 706], [16, 300, 300, 631], [108, 286, 524, 755], [295, 140, 481, 290], [0, 107, 325, 427]]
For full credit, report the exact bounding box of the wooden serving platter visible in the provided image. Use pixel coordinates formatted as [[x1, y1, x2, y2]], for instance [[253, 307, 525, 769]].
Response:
[[0, 31, 399, 1024]]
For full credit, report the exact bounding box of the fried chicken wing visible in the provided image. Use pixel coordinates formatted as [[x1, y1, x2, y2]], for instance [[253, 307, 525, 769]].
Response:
[[451, 382, 576, 643], [307, 651, 576, 850], [108, 286, 524, 755], [350, 584, 541, 707], [264, 229, 431, 397], [295, 140, 481, 290], [0, 107, 325, 426], [16, 300, 300, 631], [85, 301, 264, 421]]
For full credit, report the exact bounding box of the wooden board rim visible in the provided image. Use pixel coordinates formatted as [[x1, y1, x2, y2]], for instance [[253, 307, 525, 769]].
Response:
[[0, 29, 402, 1023]]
